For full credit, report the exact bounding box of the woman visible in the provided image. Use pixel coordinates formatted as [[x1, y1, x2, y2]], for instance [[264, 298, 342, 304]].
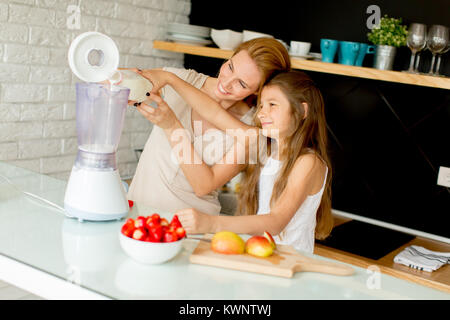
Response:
[[127, 38, 291, 215]]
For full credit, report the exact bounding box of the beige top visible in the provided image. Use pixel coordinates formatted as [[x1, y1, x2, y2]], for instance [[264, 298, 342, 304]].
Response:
[[127, 67, 255, 215]]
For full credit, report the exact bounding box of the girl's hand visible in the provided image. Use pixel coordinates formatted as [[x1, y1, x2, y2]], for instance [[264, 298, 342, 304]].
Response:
[[134, 93, 178, 130], [136, 68, 173, 95], [176, 208, 214, 234]]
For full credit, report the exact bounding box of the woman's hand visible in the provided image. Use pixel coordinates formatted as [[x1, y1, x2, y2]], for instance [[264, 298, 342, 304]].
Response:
[[132, 93, 178, 130], [176, 208, 215, 234], [136, 68, 174, 95]]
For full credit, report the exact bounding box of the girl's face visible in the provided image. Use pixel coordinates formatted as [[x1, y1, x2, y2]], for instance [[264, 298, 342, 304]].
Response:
[[257, 85, 294, 140], [216, 50, 261, 101]]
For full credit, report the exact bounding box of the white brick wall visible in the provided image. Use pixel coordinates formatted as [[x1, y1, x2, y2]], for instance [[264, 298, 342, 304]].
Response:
[[0, 0, 190, 180]]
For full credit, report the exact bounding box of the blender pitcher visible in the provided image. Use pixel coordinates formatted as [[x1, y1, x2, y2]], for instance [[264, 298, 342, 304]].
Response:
[[64, 32, 131, 221], [76, 82, 128, 158]]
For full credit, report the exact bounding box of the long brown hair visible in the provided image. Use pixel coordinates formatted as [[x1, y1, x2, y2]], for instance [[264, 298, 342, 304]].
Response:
[[237, 71, 334, 240]]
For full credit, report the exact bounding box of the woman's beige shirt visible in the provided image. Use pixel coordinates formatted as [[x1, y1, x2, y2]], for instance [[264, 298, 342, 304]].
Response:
[[127, 67, 254, 215]]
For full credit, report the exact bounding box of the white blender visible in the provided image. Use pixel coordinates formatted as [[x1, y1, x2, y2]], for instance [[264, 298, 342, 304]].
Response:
[[64, 32, 130, 222]]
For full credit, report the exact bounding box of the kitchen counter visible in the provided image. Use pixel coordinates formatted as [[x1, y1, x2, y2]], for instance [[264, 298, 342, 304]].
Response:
[[217, 193, 450, 293], [315, 217, 450, 293], [0, 161, 449, 300]]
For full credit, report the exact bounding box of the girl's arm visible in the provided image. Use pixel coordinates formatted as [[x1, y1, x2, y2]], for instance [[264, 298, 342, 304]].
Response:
[[139, 69, 258, 135], [177, 154, 325, 236]]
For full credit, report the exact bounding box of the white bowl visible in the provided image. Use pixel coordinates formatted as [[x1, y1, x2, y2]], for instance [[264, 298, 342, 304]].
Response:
[[289, 41, 311, 56], [211, 29, 243, 50], [243, 30, 274, 42], [119, 232, 183, 265]]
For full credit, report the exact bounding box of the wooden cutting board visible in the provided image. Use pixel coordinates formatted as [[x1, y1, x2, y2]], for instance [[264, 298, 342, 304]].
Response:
[[189, 239, 354, 278]]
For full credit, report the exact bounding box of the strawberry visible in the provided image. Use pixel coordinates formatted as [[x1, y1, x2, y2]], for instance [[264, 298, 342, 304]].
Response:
[[160, 218, 169, 227], [145, 216, 157, 229], [144, 235, 159, 242], [163, 230, 178, 243], [128, 200, 134, 208], [132, 227, 147, 241], [170, 215, 182, 229], [148, 225, 164, 242], [175, 227, 186, 239], [151, 213, 160, 224], [134, 216, 146, 228], [121, 222, 135, 238]]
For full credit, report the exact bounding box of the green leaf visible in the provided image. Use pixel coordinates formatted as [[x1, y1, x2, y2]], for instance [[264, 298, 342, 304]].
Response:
[[366, 14, 408, 47]]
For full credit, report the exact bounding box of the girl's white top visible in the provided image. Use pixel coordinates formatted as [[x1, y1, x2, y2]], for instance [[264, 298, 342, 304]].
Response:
[[256, 156, 328, 253]]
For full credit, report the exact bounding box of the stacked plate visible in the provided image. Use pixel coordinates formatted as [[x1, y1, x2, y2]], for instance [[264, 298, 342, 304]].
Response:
[[167, 22, 212, 46], [288, 51, 315, 60]]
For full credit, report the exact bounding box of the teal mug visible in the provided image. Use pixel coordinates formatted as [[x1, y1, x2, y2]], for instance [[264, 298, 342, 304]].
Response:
[[338, 41, 360, 65], [355, 43, 376, 66], [320, 39, 339, 63]]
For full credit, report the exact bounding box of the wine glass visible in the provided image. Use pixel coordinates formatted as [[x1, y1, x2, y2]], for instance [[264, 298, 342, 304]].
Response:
[[405, 23, 427, 73], [432, 42, 449, 76], [426, 25, 449, 75]]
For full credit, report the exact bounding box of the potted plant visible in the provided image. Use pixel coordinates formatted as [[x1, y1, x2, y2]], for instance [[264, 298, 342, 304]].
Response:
[[367, 15, 408, 70]]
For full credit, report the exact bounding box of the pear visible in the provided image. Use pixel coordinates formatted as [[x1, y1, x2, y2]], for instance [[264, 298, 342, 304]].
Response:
[[263, 231, 276, 250], [211, 231, 245, 254], [245, 236, 274, 257]]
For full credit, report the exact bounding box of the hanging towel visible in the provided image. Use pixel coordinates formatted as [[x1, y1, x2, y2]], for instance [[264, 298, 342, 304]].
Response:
[[393, 245, 450, 272]]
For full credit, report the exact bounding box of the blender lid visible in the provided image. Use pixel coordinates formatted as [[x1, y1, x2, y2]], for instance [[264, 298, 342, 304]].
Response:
[[68, 31, 120, 83]]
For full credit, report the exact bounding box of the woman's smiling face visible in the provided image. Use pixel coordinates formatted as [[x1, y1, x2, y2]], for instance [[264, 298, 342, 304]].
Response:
[[257, 85, 294, 139], [216, 50, 262, 101]]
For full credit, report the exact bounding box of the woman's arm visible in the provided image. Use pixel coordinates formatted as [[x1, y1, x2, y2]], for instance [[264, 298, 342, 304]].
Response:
[[138, 69, 258, 135], [164, 118, 247, 196], [137, 94, 247, 196], [177, 154, 324, 235]]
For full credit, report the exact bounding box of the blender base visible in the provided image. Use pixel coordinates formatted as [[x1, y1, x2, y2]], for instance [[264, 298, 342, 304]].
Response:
[[64, 204, 127, 222], [64, 166, 129, 222]]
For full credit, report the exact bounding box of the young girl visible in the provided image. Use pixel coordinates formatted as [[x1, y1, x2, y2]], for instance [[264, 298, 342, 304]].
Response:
[[139, 70, 334, 253]]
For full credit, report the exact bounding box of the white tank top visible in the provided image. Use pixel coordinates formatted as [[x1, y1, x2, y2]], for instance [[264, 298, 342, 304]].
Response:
[[256, 156, 328, 253]]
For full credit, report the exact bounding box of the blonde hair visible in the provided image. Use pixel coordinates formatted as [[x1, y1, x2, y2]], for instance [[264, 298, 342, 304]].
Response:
[[231, 38, 291, 104], [237, 71, 334, 240]]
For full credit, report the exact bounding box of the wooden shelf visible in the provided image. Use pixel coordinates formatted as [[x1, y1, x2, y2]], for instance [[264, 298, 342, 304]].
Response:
[[154, 40, 233, 59], [153, 40, 450, 90]]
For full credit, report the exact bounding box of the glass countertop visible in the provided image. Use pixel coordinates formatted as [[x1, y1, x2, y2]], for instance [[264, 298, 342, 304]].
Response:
[[0, 161, 449, 300]]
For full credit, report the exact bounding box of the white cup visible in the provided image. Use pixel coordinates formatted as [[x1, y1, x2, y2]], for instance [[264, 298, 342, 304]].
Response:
[[290, 41, 311, 56]]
